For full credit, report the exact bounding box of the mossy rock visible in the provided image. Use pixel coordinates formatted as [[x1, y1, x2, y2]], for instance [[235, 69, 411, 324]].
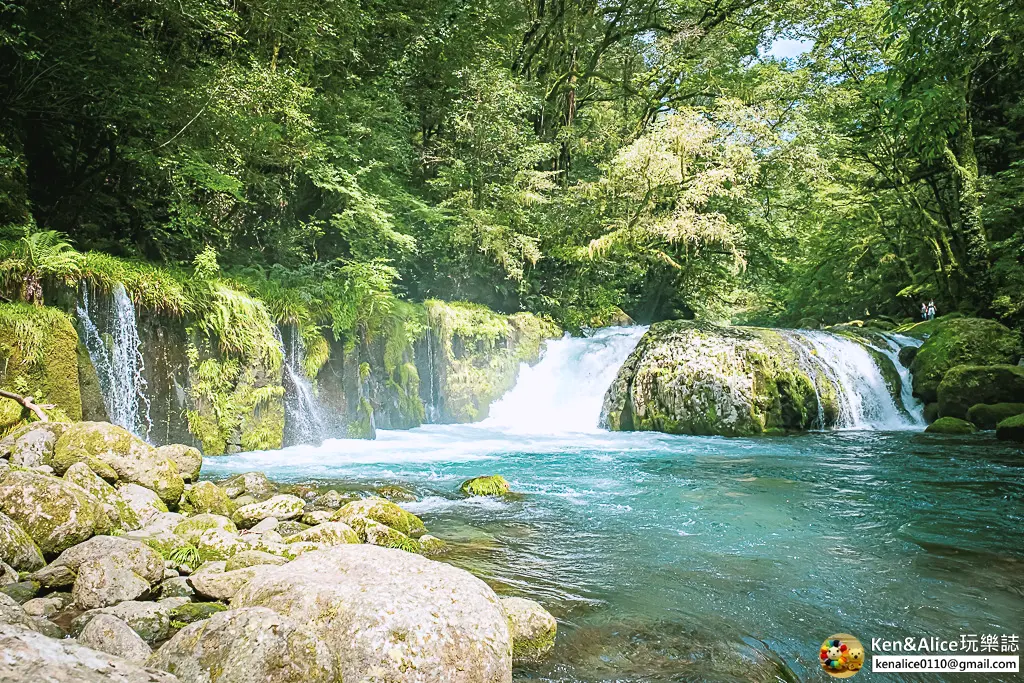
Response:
[[0, 469, 112, 556], [179, 481, 234, 517], [0, 303, 83, 426], [173, 513, 237, 545], [501, 596, 557, 663], [966, 403, 1024, 430], [374, 484, 416, 502], [331, 497, 426, 538], [923, 402, 939, 424], [63, 462, 141, 531], [909, 318, 1021, 403], [995, 413, 1024, 442], [460, 475, 511, 497], [0, 511, 45, 571], [936, 364, 1024, 420], [167, 601, 228, 625], [52, 422, 185, 505], [925, 417, 977, 435], [155, 444, 202, 483]]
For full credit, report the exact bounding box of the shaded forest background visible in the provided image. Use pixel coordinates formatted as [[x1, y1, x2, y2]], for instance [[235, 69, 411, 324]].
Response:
[[0, 0, 1021, 331]]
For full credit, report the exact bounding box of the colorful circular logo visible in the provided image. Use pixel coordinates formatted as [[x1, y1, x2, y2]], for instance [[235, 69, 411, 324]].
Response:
[[819, 633, 865, 677]]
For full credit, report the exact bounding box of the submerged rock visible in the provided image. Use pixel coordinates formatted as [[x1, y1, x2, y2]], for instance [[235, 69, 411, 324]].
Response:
[[52, 422, 185, 505], [232, 544, 512, 683], [501, 596, 557, 662], [460, 475, 511, 497], [149, 607, 335, 683], [0, 623, 178, 682], [0, 469, 112, 556], [925, 417, 978, 435]]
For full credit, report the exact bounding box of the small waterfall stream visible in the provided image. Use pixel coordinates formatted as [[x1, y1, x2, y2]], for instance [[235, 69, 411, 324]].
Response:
[[76, 283, 152, 439], [278, 326, 326, 446]]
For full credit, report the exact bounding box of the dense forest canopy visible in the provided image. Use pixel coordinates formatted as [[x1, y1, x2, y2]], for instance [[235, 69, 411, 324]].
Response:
[[0, 0, 1021, 331]]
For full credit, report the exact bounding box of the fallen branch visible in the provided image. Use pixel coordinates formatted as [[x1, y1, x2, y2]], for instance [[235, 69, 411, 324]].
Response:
[[0, 389, 54, 423]]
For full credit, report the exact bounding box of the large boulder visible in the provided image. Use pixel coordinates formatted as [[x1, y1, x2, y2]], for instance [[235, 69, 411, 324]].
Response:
[[231, 494, 305, 529], [155, 445, 202, 483], [0, 623, 178, 682], [189, 566, 267, 601], [601, 321, 829, 436], [966, 403, 1024, 430], [148, 607, 335, 683], [72, 557, 151, 610], [461, 475, 511, 497], [500, 597, 557, 662], [0, 511, 45, 571], [73, 600, 174, 643], [53, 422, 185, 505], [0, 422, 65, 467], [77, 613, 153, 664], [910, 318, 1021, 403], [221, 472, 274, 500], [178, 481, 233, 516], [284, 521, 358, 547], [996, 414, 1024, 442], [39, 535, 165, 586], [232, 544, 512, 683], [937, 364, 1024, 420], [0, 469, 112, 556], [0, 593, 62, 636], [117, 483, 169, 526], [331, 497, 426, 537], [64, 462, 141, 531], [224, 550, 288, 571], [173, 514, 237, 545]]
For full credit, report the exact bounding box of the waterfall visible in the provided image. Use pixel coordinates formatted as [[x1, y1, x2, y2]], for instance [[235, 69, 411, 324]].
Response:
[[483, 326, 648, 434], [76, 283, 152, 439], [278, 326, 326, 446], [875, 333, 926, 425], [784, 330, 921, 430]]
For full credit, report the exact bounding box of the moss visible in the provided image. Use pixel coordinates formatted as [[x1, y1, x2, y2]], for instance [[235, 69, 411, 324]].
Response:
[[459, 475, 511, 497], [925, 417, 977, 435], [936, 364, 1024, 420], [966, 403, 1024, 430], [0, 303, 83, 424], [168, 601, 227, 624], [909, 318, 1022, 403], [995, 413, 1024, 442], [423, 300, 560, 423]]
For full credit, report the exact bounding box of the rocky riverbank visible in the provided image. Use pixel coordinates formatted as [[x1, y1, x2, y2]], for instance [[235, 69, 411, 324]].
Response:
[[0, 421, 555, 682]]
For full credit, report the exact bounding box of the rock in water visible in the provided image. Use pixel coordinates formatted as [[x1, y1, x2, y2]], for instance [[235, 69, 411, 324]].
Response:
[[77, 613, 153, 663], [500, 597, 557, 662], [148, 607, 335, 683], [937, 364, 1024, 420], [460, 475, 511, 497], [925, 417, 978, 435], [0, 469, 112, 556], [909, 318, 1022, 403], [331, 497, 426, 537], [232, 544, 512, 683], [966, 402, 1024, 430], [0, 624, 178, 682], [154, 445, 202, 483], [284, 521, 358, 547], [601, 321, 824, 437], [996, 414, 1024, 442], [52, 422, 185, 505], [0, 511, 45, 571]]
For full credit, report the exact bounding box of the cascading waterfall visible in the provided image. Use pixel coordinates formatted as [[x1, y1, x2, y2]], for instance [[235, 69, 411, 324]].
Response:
[[482, 326, 648, 434], [76, 283, 152, 439], [875, 332, 926, 425], [784, 330, 922, 430], [277, 326, 326, 446]]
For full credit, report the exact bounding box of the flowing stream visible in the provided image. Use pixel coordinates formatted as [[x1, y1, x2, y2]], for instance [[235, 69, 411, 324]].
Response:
[[192, 327, 1024, 681], [77, 283, 152, 439]]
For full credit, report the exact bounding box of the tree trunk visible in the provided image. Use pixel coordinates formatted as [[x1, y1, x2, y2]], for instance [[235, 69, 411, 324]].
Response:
[[945, 107, 990, 312]]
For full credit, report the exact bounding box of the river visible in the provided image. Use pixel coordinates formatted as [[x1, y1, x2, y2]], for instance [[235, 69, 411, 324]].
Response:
[[202, 327, 1024, 682]]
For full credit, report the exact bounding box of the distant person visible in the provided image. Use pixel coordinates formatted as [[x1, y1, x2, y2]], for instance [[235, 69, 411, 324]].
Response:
[[927, 300, 936, 320], [921, 302, 928, 320]]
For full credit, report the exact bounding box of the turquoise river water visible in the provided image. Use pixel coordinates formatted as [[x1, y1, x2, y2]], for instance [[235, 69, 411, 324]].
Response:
[[202, 329, 1024, 682]]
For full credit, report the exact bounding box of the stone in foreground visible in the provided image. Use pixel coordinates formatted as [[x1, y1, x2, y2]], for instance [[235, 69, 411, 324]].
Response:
[[0, 511, 45, 571], [925, 417, 978, 435], [77, 612, 153, 663], [149, 606, 335, 683], [500, 596, 557, 662], [232, 544, 512, 683], [0, 624, 178, 682]]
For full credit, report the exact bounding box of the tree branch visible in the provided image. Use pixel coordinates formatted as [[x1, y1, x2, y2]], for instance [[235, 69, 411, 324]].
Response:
[[0, 390, 54, 423]]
